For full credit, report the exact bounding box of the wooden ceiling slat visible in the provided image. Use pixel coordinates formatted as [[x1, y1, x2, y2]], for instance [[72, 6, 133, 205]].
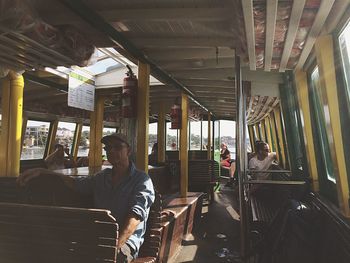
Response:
[[296, 0, 336, 69], [264, 0, 278, 71], [279, 0, 306, 72], [241, 0, 256, 70]]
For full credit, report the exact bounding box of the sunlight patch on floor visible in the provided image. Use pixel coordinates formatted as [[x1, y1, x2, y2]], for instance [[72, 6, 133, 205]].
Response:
[[226, 205, 240, 221]]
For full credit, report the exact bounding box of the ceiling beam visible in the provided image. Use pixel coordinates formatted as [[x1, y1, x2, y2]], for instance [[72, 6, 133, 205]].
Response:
[[147, 48, 235, 61], [264, 0, 278, 71], [59, 0, 212, 115], [131, 37, 237, 48], [160, 57, 235, 71], [44, 8, 233, 25], [179, 79, 234, 87], [171, 68, 283, 83], [279, 0, 305, 72], [241, 0, 256, 70], [296, 0, 336, 69]]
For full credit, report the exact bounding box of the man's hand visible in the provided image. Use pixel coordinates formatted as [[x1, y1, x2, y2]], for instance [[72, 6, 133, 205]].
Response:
[[16, 168, 49, 187]]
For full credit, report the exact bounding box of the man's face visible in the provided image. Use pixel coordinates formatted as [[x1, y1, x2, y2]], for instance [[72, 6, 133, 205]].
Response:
[[262, 144, 270, 158], [103, 139, 130, 166]]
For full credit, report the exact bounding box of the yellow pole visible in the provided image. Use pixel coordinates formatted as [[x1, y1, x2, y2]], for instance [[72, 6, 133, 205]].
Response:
[[157, 102, 166, 163], [0, 72, 24, 176], [264, 118, 273, 150], [73, 123, 83, 162], [315, 35, 350, 217], [207, 113, 211, 160], [274, 107, 286, 168], [180, 93, 189, 197], [47, 120, 58, 155], [295, 70, 319, 191], [269, 113, 281, 164], [248, 125, 255, 152], [89, 96, 105, 168], [136, 62, 150, 172], [0, 76, 11, 176], [260, 120, 266, 142]]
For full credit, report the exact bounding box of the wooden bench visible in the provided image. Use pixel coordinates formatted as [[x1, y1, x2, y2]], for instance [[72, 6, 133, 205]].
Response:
[[0, 202, 118, 263], [159, 192, 204, 262], [247, 170, 305, 224], [188, 160, 219, 202]]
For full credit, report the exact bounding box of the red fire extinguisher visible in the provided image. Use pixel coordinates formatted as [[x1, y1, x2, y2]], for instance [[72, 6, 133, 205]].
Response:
[[122, 65, 138, 118], [170, 99, 181, 129]]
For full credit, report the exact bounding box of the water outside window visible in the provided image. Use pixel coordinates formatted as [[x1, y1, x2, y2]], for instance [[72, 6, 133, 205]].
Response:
[[220, 120, 236, 159], [189, 121, 201, 150], [339, 20, 350, 103], [55, 122, 77, 155], [166, 122, 178, 150], [149, 123, 157, 154], [21, 120, 50, 160], [202, 121, 209, 150], [78, 126, 90, 157], [310, 67, 335, 183]]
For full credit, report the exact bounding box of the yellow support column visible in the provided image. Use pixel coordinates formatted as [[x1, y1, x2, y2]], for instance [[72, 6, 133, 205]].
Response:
[[0, 77, 10, 176], [180, 93, 189, 197], [0, 72, 24, 176], [274, 107, 286, 168], [89, 96, 105, 168], [73, 123, 83, 162], [295, 70, 319, 191], [157, 102, 166, 163], [269, 113, 281, 164], [0, 76, 11, 176], [254, 123, 260, 141], [315, 35, 350, 217], [260, 120, 266, 142], [207, 113, 211, 160], [248, 126, 255, 152], [47, 120, 58, 155], [136, 62, 150, 172], [264, 118, 273, 150]]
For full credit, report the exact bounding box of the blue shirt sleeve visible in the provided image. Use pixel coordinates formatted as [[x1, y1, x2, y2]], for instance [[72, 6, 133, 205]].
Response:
[[74, 175, 95, 195], [130, 174, 155, 222]]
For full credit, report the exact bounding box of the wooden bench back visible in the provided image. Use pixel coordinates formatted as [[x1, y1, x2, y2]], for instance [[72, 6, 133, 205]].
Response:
[[0, 202, 118, 263], [134, 192, 163, 263], [188, 160, 219, 184]]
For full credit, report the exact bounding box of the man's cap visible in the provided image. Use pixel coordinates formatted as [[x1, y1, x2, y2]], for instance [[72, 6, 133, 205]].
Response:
[[101, 133, 130, 146]]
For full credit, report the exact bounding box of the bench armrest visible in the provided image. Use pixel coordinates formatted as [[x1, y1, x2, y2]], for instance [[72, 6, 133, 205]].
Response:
[[245, 180, 305, 185]]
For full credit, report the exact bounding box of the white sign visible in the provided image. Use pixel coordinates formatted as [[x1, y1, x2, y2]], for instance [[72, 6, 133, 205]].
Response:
[[68, 70, 95, 111]]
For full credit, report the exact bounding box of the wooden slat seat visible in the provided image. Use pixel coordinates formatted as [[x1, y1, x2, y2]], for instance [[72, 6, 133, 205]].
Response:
[[188, 160, 219, 202], [0, 202, 118, 263], [159, 192, 204, 262], [134, 192, 164, 263]]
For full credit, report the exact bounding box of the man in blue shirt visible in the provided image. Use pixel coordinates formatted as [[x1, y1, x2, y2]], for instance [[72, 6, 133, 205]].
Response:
[[18, 133, 155, 262]]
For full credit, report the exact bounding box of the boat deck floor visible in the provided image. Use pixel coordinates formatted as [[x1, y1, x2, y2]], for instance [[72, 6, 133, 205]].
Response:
[[174, 179, 243, 263]]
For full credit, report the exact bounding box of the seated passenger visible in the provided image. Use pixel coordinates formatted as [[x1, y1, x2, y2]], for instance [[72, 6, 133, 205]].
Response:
[[18, 133, 155, 262], [220, 143, 236, 186], [248, 141, 277, 180], [148, 142, 168, 166], [76, 151, 90, 167], [45, 144, 75, 170]]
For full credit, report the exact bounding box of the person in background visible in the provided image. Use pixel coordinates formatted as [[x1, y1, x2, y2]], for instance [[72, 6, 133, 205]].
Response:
[[45, 144, 75, 170], [148, 142, 168, 166], [18, 133, 155, 262], [220, 143, 236, 186], [248, 141, 277, 180]]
